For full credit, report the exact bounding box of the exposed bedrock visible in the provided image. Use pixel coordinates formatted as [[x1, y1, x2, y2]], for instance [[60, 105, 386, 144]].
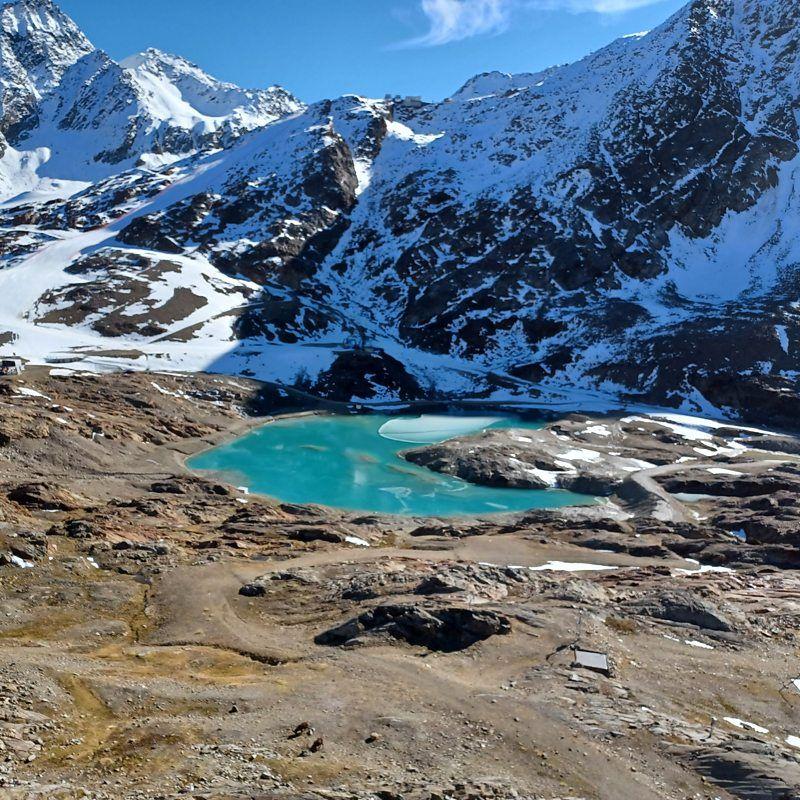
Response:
[[308, 349, 424, 403], [624, 589, 735, 632], [403, 427, 640, 494], [401, 415, 721, 498], [314, 603, 512, 652], [681, 741, 800, 800]]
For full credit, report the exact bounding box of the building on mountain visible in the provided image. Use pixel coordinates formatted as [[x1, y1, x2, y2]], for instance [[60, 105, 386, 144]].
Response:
[[383, 94, 425, 109], [0, 357, 24, 376]]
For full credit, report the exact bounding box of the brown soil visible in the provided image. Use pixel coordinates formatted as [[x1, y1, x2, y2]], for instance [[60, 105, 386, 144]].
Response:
[[0, 368, 798, 800]]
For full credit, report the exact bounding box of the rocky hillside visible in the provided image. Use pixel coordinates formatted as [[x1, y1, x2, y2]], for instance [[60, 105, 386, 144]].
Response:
[[0, 0, 91, 133], [1, 369, 800, 800], [0, 0, 798, 425]]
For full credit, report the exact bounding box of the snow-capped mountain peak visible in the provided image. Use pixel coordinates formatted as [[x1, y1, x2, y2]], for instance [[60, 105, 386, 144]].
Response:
[[5, 16, 304, 183], [0, 0, 798, 424], [451, 68, 558, 101], [1, 0, 90, 59], [0, 0, 92, 132], [121, 47, 303, 129]]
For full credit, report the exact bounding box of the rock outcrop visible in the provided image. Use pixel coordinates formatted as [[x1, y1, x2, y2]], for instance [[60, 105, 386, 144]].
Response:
[[315, 604, 512, 652], [624, 589, 734, 632]]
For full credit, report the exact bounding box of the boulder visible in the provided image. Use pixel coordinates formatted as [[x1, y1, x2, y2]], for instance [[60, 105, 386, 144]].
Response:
[[286, 527, 346, 544], [239, 583, 267, 598], [626, 589, 733, 632], [315, 604, 511, 652], [7, 482, 86, 511], [49, 519, 97, 539]]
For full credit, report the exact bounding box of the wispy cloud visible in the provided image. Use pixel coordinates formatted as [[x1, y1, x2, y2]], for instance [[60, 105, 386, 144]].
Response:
[[401, 0, 666, 47], [403, 0, 512, 47]]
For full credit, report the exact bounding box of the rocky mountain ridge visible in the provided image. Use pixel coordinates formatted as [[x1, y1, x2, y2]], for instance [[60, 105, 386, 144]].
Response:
[[0, 0, 798, 426], [0, 0, 91, 133], [0, 0, 302, 183]]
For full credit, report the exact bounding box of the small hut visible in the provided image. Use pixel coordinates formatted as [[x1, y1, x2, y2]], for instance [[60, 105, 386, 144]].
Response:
[[0, 356, 24, 376]]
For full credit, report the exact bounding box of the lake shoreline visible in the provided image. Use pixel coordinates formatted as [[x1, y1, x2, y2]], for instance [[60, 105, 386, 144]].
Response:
[[186, 413, 600, 518]]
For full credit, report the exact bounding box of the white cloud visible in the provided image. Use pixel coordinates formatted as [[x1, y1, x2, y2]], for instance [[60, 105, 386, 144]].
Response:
[[406, 0, 512, 46], [403, 0, 666, 46]]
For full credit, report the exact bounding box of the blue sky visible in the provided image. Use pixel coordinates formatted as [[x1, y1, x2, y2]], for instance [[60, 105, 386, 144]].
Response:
[[57, 0, 688, 102]]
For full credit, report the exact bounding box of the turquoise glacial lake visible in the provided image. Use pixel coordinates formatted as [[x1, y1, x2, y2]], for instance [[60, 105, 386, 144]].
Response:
[[188, 414, 597, 517]]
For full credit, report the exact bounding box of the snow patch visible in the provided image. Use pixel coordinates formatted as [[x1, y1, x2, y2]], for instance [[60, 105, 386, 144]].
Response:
[[723, 717, 769, 735], [529, 561, 617, 572]]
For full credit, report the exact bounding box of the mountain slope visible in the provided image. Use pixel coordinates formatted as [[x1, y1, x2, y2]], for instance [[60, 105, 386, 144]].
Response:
[[0, 0, 92, 133], [0, 0, 303, 185], [9, 46, 303, 182], [0, 0, 798, 424], [122, 48, 301, 138]]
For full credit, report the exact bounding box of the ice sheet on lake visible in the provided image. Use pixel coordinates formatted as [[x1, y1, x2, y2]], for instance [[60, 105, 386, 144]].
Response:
[[378, 414, 504, 444]]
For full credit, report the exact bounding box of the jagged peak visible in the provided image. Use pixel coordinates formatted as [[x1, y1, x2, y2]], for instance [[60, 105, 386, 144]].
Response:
[[2, 0, 58, 16], [121, 47, 207, 75], [0, 0, 93, 130], [1, 0, 89, 42], [122, 46, 300, 102]]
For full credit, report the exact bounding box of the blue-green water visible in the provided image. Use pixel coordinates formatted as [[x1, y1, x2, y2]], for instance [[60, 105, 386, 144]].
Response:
[[188, 414, 597, 517]]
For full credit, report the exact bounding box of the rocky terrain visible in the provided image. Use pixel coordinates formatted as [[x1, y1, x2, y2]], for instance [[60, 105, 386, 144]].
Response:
[[1, 0, 800, 796], [0, 368, 799, 799], [0, 0, 797, 426]]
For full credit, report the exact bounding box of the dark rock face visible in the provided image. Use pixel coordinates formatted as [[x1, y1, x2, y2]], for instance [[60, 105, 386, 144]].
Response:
[[0, 0, 93, 135], [7, 482, 85, 511], [743, 435, 800, 456], [309, 350, 423, 403], [696, 374, 800, 433], [114, 102, 366, 299], [315, 604, 512, 652], [684, 740, 800, 800], [625, 589, 733, 632]]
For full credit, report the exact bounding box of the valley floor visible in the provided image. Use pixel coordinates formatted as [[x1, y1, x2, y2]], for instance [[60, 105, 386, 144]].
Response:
[[0, 370, 799, 800]]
